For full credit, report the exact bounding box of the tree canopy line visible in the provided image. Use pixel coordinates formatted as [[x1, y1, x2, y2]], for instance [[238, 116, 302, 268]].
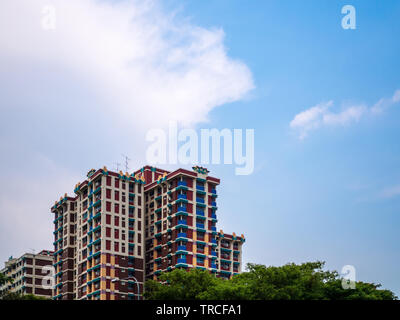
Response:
[[144, 261, 397, 300], [0, 261, 396, 300]]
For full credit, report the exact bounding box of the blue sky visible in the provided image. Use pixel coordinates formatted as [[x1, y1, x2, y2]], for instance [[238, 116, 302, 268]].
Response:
[[166, 0, 400, 295], [1, 0, 399, 296]]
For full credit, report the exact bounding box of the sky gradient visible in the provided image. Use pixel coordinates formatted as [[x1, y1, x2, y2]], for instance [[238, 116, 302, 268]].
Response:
[[1, 0, 399, 296]]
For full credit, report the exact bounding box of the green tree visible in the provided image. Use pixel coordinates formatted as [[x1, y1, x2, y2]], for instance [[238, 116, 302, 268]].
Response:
[[0, 273, 48, 300], [144, 268, 220, 300], [323, 279, 396, 300], [144, 261, 397, 300], [1, 292, 49, 300], [0, 273, 12, 286]]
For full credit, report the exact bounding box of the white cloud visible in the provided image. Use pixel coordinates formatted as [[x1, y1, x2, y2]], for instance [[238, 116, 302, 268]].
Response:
[[290, 89, 400, 139], [289, 101, 333, 139], [0, 0, 253, 127], [0, 0, 254, 261], [322, 105, 366, 126], [380, 185, 400, 199], [393, 90, 400, 103]]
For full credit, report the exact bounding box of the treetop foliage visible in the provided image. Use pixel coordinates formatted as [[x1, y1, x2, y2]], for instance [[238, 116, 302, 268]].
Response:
[[144, 261, 397, 300]]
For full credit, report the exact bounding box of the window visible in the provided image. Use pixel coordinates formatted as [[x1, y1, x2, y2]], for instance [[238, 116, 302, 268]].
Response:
[[106, 214, 111, 225], [106, 189, 111, 199], [114, 203, 119, 214], [106, 201, 111, 212], [106, 176, 111, 186], [114, 229, 119, 239], [114, 242, 119, 252], [115, 178, 119, 188], [114, 191, 119, 201], [106, 240, 111, 250], [114, 216, 119, 226], [106, 227, 111, 237]]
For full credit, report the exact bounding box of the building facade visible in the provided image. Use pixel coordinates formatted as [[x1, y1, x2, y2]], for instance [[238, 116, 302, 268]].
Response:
[[0, 250, 54, 298], [51, 165, 245, 300]]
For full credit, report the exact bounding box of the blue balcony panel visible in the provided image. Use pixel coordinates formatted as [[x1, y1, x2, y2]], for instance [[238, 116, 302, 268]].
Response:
[[177, 181, 187, 187]]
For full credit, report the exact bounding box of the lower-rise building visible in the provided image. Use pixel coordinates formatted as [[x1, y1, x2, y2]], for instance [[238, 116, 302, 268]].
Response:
[[0, 250, 54, 298]]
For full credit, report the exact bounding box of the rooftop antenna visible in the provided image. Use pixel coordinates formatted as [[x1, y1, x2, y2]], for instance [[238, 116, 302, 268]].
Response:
[[114, 162, 121, 172], [121, 154, 131, 172]]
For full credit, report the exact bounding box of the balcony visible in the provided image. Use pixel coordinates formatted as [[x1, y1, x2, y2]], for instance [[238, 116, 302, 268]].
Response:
[[177, 194, 188, 201], [196, 247, 205, 254], [211, 226, 217, 232], [93, 200, 101, 208], [196, 186, 206, 195], [196, 198, 205, 204], [196, 223, 205, 230], [176, 220, 187, 226], [89, 211, 101, 222], [211, 201, 217, 207], [176, 206, 188, 217], [177, 258, 187, 264], [177, 181, 187, 187], [221, 265, 231, 271], [177, 232, 187, 239], [177, 245, 187, 251], [196, 209, 205, 216]]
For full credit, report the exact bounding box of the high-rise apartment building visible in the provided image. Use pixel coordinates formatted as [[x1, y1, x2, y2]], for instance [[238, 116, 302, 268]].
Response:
[[0, 250, 54, 298], [51, 165, 245, 300]]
